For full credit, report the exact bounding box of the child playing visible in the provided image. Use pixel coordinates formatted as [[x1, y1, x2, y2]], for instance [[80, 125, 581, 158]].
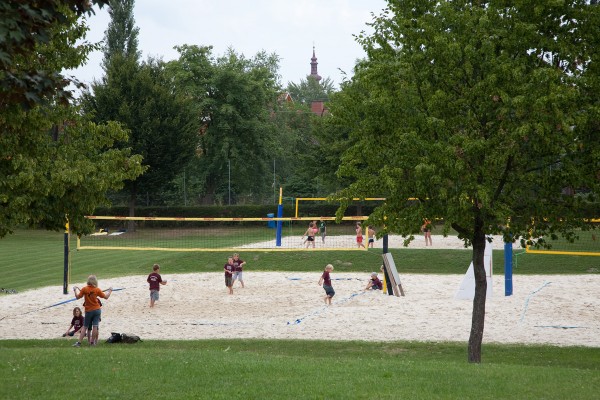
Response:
[[421, 218, 433, 246], [224, 256, 235, 295], [72, 275, 113, 347], [318, 264, 335, 305], [355, 222, 366, 248], [232, 253, 246, 288], [147, 264, 168, 307], [62, 307, 85, 337], [367, 226, 376, 248], [302, 221, 316, 248], [365, 272, 383, 290]]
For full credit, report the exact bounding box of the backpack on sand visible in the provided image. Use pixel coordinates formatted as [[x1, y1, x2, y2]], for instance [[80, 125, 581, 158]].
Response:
[[121, 333, 142, 344], [106, 332, 122, 343]]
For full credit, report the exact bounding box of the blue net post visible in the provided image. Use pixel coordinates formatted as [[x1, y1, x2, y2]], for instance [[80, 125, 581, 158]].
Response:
[[275, 205, 283, 247], [504, 241, 513, 296]]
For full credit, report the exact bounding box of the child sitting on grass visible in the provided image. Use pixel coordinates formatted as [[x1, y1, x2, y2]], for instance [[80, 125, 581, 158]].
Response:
[[62, 307, 85, 337]]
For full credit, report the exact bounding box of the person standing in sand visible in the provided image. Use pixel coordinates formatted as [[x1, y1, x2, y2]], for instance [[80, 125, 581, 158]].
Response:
[[232, 253, 246, 288], [367, 226, 376, 248], [318, 220, 327, 243], [355, 222, 366, 248], [302, 221, 317, 248], [72, 275, 112, 347], [147, 264, 167, 307], [421, 218, 433, 246], [224, 256, 235, 295], [318, 264, 335, 305]]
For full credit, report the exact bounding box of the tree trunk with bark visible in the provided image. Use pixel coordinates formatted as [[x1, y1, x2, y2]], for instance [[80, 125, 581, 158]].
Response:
[[468, 221, 488, 363]]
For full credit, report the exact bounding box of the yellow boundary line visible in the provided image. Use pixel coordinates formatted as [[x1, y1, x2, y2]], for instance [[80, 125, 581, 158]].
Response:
[[77, 246, 367, 252], [86, 216, 369, 222], [525, 249, 600, 257]]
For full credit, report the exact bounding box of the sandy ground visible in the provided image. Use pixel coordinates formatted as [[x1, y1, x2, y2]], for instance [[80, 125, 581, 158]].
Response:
[[1, 235, 598, 347]]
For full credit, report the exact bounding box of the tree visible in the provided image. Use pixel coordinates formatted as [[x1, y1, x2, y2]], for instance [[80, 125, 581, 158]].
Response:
[[331, 0, 600, 363], [167, 45, 281, 204], [0, 0, 109, 109], [0, 3, 144, 237], [102, 0, 140, 69], [84, 56, 200, 215], [83, 1, 200, 224], [286, 76, 336, 105]]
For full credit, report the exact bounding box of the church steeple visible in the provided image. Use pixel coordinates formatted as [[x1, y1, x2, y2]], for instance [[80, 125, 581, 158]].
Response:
[[309, 46, 322, 82]]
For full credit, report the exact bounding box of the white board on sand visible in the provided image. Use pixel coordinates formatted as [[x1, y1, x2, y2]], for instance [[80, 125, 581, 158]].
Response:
[[382, 252, 404, 297], [455, 239, 493, 300]]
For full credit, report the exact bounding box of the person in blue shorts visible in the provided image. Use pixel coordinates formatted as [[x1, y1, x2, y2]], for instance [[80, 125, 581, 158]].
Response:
[[318, 264, 335, 305]]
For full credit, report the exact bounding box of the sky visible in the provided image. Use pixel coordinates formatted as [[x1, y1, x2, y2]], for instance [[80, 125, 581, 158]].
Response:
[[69, 0, 389, 90]]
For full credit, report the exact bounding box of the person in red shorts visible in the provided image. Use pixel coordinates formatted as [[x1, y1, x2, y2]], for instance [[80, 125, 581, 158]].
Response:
[[147, 264, 168, 307], [72, 275, 113, 347], [224, 256, 235, 295], [355, 222, 366, 248]]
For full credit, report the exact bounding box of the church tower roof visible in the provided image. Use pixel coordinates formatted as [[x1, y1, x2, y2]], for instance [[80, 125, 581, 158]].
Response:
[[309, 46, 322, 81]]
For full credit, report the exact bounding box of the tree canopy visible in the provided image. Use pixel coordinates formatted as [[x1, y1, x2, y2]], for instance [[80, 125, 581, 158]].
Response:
[[286, 76, 336, 104], [0, 0, 109, 109], [167, 45, 281, 204], [102, 0, 140, 69], [330, 0, 600, 362], [82, 1, 200, 219], [0, 2, 144, 237]]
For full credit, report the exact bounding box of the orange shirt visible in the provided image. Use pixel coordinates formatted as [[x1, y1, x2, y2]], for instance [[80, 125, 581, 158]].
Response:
[[76, 285, 107, 312]]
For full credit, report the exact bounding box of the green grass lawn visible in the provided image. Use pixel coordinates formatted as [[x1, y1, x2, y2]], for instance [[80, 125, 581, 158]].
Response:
[[1, 229, 599, 398], [0, 229, 598, 292], [0, 340, 598, 400]]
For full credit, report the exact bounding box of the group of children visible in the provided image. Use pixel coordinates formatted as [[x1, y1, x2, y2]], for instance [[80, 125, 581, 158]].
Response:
[[223, 253, 246, 294], [69, 275, 114, 347], [64, 252, 384, 343], [355, 222, 376, 249], [303, 221, 377, 249]]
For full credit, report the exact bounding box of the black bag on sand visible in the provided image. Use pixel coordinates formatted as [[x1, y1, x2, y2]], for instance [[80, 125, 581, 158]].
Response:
[[106, 332, 122, 343], [121, 333, 142, 344]]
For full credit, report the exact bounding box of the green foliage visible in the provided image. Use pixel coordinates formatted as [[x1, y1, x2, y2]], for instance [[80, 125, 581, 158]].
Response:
[[102, 0, 140, 69], [330, 0, 600, 362], [0, 229, 597, 293], [0, 340, 598, 399], [166, 45, 281, 204], [83, 56, 200, 208], [0, 0, 109, 109], [0, 3, 144, 238], [286, 75, 336, 104], [335, 0, 600, 245]]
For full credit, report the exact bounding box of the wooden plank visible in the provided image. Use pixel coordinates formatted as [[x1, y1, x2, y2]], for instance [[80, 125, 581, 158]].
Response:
[[382, 253, 404, 297]]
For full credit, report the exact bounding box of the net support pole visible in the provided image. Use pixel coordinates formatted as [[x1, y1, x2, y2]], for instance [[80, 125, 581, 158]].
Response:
[[63, 218, 70, 295], [504, 240, 513, 296], [276, 187, 283, 247]]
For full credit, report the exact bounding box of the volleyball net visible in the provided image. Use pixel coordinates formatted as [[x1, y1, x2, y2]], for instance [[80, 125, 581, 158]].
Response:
[[77, 216, 370, 252], [525, 219, 600, 256]]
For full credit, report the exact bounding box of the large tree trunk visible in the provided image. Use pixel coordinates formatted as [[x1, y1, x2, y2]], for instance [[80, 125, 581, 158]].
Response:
[[468, 221, 488, 363]]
